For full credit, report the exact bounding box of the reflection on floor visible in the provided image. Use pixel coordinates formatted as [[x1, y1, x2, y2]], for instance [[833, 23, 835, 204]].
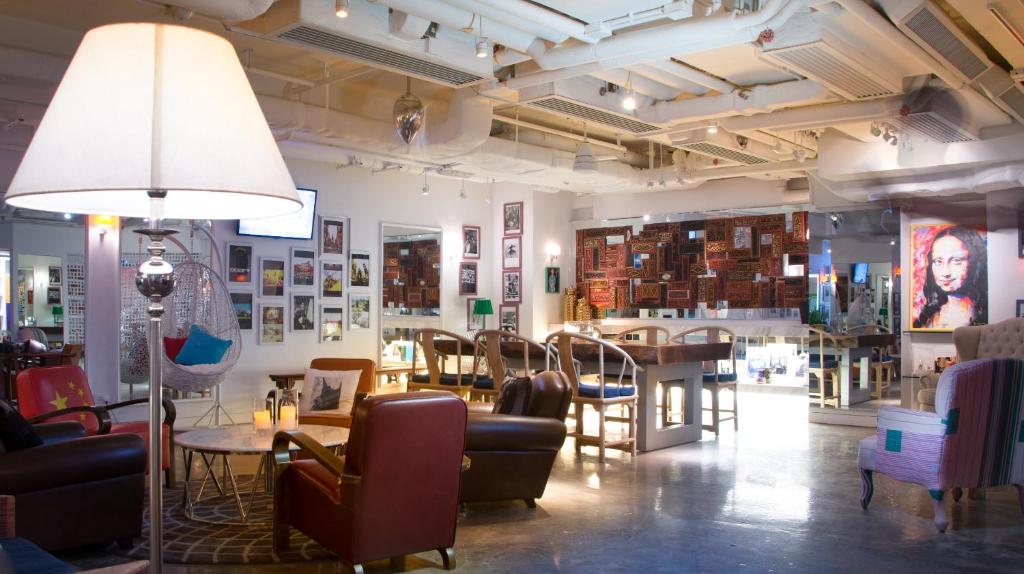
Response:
[[61, 391, 1024, 573]]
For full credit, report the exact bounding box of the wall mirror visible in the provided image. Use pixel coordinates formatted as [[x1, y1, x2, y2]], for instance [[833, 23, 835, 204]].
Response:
[[379, 223, 442, 368]]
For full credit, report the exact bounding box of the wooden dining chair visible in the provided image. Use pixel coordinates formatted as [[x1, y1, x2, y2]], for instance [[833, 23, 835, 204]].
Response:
[[808, 327, 841, 408], [469, 330, 549, 402], [544, 331, 639, 463], [848, 324, 894, 399], [409, 329, 482, 398], [665, 327, 738, 437]]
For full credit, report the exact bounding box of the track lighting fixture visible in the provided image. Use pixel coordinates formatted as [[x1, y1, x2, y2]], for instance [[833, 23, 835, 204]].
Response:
[[621, 72, 637, 111], [475, 15, 489, 58], [707, 121, 719, 135], [870, 123, 882, 137], [459, 179, 467, 199], [642, 214, 651, 222], [421, 171, 430, 196], [335, 0, 350, 18]]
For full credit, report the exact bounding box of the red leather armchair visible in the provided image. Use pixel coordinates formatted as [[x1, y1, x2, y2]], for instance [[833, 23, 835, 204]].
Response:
[[16, 365, 176, 487], [461, 370, 571, 508], [273, 391, 468, 573], [0, 421, 146, 551]]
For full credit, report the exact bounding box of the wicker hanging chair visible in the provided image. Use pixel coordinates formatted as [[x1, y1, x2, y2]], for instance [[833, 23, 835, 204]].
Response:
[[161, 261, 242, 393]]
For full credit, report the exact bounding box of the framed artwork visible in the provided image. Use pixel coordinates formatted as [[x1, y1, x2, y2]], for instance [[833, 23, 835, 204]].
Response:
[[226, 243, 253, 285], [502, 270, 521, 303], [1017, 300, 1024, 319], [760, 233, 773, 246], [503, 202, 523, 235], [289, 248, 316, 288], [502, 236, 521, 269], [349, 251, 370, 288], [291, 294, 315, 331], [459, 262, 478, 296], [545, 267, 560, 294], [319, 305, 344, 343], [229, 292, 253, 330], [349, 293, 370, 330], [499, 304, 519, 332], [462, 225, 481, 259], [1019, 211, 1024, 258], [258, 304, 285, 345], [321, 262, 344, 298], [320, 216, 348, 257], [46, 287, 61, 304], [466, 297, 484, 331], [259, 257, 285, 298], [48, 266, 61, 285], [733, 226, 752, 249], [910, 223, 987, 332]]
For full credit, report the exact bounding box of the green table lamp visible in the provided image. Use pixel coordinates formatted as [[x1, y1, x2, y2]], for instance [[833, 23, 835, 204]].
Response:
[[473, 298, 494, 329]]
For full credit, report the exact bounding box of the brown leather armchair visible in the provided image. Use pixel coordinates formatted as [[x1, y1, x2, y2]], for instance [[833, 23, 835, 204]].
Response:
[[0, 421, 146, 552], [273, 391, 468, 574], [460, 370, 572, 508]]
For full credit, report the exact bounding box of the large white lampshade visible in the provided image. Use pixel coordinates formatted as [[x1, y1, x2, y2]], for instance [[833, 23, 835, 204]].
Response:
[[5, 23, 301, 219]]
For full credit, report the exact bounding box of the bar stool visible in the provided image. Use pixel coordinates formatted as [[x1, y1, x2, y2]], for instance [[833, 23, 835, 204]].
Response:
[[848, 324, 894, 399], [663, 327, 738, 437]]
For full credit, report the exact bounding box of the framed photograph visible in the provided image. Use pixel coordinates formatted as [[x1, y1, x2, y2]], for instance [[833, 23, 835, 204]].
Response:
[[319, 305, 344, 343], [459, 261, 478, 296], [321, 262, 344, 298], [545, 267, 560, 294], [910, 223, 987, 332], [349, 251, 370, 288], [466, 297, 484, 331], [499, 304, 519, 332], [230, 292, 254, 330], [290, 248, 316, 288], [46, 287, 61, 304], [502, 270, 521, 303], [48, 266, 61, 285], [226, 243, 254, 285], [503, 202, 523, 235], [291, 294, 315, 331], [259, 257, 285, 298], [760, 233, 774, 246], [462, 225, 481, 259], [349, 293, 370, 330], [733, 226, 752, 249], [258, 304, 285, 345], [320, 216, 348, 257], [1017, 299, 1024, 319], [502, 236, 521, 269]]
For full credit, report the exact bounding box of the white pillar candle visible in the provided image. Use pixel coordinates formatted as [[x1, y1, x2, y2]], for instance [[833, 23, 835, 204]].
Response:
[[253, 409, 272, 431], [279, 404, 297, 430]]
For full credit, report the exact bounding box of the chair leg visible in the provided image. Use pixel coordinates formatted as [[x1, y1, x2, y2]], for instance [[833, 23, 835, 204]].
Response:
[[732, 385, 739, 431], [348, 563, 365, 574], [523, 498, 537, 508], [273, 521, 290, 553], [930, 490, 948, 533], [390, 556, 405, 571], [711, 385, 721, 439], [952, 487, 963, 503], [661, 383, 669, 427], [629, 402, 637, 456], [598, 406, 606, 463], [574, 402, 583, 454], [438, 547, 456, 570], [859, 468, 873, 509]]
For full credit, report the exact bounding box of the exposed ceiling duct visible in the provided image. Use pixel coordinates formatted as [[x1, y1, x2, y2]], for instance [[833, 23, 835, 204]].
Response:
[[662, 97, 905, 135], [670, 130, 778, 166], [519, 77, 665, 134], [160, 0, 275, 22], [636, 79, 832, 124]]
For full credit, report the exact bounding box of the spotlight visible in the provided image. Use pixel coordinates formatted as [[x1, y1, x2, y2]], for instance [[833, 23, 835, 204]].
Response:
[[889, 136, 898, 147], [421, 184, 430, 196], [870, 124, 882, 137], [335, 0, 349, 18], [63, 213, 72, 220], [707, 121, 719, 135], [890, 240, 896, 246], [882, 130, 893, 143], [475, 37, 489, 58], [643, 214, 651, 221], [827, 248, 832, 254], [621, 90, 637, 111]]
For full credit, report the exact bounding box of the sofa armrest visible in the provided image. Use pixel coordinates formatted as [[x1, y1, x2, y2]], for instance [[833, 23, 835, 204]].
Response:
[[106, 397, 176, 429], [32, 421, 86, 444], [466, 414, 567, 452], [27, 405, 111, 434], [272, 430, 358, 484], [0, 434, 146, 495], [877, 406, 946, 437]]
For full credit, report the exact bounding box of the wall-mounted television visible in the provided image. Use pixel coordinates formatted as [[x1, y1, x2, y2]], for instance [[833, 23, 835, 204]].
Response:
[[237, 188, 317, 240], [851, 262, 869, 284]]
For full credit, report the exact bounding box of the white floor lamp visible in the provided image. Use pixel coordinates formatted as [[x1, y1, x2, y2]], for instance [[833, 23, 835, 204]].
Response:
[[5, 23, 301, 572]]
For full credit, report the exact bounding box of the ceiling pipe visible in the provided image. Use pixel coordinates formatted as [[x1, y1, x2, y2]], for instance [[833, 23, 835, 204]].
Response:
[[637, 79, 832, 124], [588, 69, 682, 101], [626, 64, 710, 95], [380, 0, 542, 54], [492, 114, 628, 152], [645, 59, 735, 94], [448, 0, 602, 44], [159, 0, 275, 22]]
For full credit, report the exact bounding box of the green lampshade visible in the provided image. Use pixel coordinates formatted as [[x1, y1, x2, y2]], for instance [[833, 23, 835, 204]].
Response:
[[473, 299, 494, 316]]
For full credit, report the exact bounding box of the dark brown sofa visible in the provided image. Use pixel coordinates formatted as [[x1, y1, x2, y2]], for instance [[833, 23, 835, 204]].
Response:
[[460, 370, 572, 508]]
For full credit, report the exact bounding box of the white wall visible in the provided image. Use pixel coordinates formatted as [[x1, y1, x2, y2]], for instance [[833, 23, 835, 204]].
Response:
[[531, 190, 575, 339]]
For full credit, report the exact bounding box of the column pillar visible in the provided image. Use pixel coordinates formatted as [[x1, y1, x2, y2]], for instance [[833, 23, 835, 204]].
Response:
[[84, 215, 120, 404]]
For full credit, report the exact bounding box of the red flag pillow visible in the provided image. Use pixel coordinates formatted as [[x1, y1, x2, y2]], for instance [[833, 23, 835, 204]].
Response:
[[163, 337, 188, 361]]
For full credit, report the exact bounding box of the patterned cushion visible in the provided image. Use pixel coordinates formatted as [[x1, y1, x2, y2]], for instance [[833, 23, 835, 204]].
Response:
[[472, 376, 496, 390], [174, 325, 232, 366], [578, 382, 636, 398], [703, 372, 738, 383], [809, 355, 838, 369], [410, 373, 472, 386]]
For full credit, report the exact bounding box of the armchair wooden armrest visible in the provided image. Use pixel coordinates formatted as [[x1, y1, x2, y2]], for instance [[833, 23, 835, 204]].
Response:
[[272, 430, 360, 485], [28, 405, 112, 433], [106, 397, 176, 428]]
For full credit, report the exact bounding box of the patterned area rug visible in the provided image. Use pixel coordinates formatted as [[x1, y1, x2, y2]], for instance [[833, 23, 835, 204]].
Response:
[[114, 475, 334, 564]]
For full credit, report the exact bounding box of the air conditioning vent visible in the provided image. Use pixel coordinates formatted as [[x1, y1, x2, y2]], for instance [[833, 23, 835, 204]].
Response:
[[889, 90, 978, 143], [893, 1, 991, 83], [669, 130, 775, 165], [975, 64, 1024, 123], [996, 85, 1024, 121], [279, 26, 483, 86], [526, 97, 661, 134], [678, 142, 771, 165], [759, 36, 901, 101], [892, 111, 976, 143]]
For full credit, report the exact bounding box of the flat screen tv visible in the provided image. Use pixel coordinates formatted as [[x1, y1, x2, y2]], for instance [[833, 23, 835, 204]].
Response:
[[237, 188, 317, 240], [851, 262, 868, 284]]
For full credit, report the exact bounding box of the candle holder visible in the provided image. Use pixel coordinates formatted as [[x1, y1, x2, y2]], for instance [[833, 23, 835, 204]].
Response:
[[252, 399, 272, 431], [278, 388, 298, 430]]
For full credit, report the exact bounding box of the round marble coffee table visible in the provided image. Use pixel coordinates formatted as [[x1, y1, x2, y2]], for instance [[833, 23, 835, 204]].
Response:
[[177, 424, 349, 525]]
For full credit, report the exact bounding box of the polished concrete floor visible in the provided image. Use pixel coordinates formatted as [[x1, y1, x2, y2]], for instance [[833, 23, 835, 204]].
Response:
[[64, 393, 1024, 573]]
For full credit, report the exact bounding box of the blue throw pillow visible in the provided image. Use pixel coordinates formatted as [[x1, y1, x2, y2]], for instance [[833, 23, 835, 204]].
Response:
[[174, 325, 232, 366]]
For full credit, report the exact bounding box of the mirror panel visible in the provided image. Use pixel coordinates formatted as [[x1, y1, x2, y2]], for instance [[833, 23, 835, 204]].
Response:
[[379, 223, 442, 368]]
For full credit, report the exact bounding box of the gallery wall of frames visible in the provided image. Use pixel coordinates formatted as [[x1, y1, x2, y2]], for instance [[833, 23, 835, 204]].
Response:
[[224, 211, 373, 346]]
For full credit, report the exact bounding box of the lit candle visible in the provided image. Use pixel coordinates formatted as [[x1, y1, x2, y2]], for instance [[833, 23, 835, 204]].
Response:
[[279, 405, 297, 430], [253, 409, 272, 431]]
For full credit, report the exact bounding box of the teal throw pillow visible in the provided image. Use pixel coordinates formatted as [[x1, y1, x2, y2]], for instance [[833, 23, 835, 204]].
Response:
[[175, 325, 232, 366]]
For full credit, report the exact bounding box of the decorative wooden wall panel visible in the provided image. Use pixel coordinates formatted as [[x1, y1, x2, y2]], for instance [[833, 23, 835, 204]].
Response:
[[575, 212, 809, 321]]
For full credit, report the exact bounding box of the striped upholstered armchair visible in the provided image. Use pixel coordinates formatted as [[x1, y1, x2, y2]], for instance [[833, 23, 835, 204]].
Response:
[[858, 358, 1024, 532]]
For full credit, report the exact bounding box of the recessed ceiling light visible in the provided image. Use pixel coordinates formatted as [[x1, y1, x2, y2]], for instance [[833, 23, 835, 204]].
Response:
[[335, 0, 350, 18], [63, 212, 72, 220], [642, 214, 651, 221]]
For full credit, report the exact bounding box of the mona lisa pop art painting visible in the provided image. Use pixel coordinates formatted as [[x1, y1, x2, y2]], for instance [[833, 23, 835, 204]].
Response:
[[910, 223, 987, 332]]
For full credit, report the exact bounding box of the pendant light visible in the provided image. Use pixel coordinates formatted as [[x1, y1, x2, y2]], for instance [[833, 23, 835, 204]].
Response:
[[572, 123, 598, 173], [393, 76, 423, 144]]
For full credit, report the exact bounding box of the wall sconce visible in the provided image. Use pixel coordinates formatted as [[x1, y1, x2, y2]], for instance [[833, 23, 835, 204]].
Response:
[[92, 214, 116, 237], [545, 242, 561, 264]]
